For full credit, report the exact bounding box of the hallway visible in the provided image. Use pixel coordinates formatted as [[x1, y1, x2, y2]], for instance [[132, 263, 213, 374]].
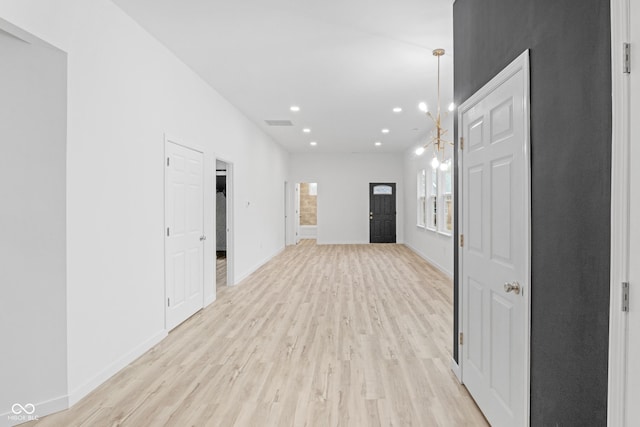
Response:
[[27, 243, 486, 426]]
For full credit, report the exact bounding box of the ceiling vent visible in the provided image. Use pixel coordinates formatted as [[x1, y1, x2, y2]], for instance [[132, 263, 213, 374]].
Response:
[[265, 120, 294, 126]]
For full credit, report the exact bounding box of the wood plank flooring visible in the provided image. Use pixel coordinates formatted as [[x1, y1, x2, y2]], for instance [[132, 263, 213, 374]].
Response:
[[26, 242, 487, 427], [216, 253, 227, 288]]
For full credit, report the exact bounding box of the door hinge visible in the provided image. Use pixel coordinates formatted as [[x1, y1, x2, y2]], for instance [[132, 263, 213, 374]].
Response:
[[624, 43, 631, 74], [459, 234, 464, 247], [167, 157, 170, 167], [622, 282, 630, 312], [168, 298, 170, 307], [460, 137, 464, 150], [167, 227, 170, 237], [459, 332, 463, 345]]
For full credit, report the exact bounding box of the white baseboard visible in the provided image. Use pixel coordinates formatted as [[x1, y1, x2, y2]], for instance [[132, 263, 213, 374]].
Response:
[[234, 247, 285, 285], [450, 357, 462, 383], [403, 242, 453, 278], [67, 330, 167, 406], [3, 394, 69, 427]]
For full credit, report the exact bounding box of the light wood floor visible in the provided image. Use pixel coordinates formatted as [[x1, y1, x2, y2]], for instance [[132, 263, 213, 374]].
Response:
[[217, 253, 227, 288], [26, 242, 487, 427]]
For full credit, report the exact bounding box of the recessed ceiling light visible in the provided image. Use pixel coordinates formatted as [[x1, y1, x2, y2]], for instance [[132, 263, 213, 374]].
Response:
[[415, 147, 425, 155], [448, 103, 455, 112], [290, 106, 300, 112], [310, 141, 317, 146], [418, 102, 428, 113], [375, 142, 382, 146], [303, 128, 311, 133], [393, 107, 402, 113], [381, 129, 390, 134]]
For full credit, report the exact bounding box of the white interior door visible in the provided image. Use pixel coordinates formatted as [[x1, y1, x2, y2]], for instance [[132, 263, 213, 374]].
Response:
[[626, 2, 640, 421], [459, 51, 530, 427], [165, 140, 204, 331]]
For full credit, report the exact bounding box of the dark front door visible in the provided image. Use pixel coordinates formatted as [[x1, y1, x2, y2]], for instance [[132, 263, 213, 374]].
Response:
[[369, 183, 396, 243]]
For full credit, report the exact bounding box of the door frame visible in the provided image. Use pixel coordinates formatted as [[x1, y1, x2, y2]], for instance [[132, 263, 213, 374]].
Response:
[[164, 134, 207, 329], [456, 50, 532, 426], [369, 182, 397, 243], [215, 157, 235, 287], [608, 0, 631, 425], [294, 183, 301, 244], [284, 181, 289, 245]]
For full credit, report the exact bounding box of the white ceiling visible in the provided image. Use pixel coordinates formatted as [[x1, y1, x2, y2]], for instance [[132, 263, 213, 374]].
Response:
[[112, 0, 454, 153]]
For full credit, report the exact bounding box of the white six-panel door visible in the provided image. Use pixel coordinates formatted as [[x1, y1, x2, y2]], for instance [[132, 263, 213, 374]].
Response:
[[165, 140, 204, 331], [459, 51, 530, 427]]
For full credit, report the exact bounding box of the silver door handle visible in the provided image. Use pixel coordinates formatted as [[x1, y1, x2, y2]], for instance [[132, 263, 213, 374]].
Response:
[[504, 281, 521, 295], [200, 235, 206, 241]]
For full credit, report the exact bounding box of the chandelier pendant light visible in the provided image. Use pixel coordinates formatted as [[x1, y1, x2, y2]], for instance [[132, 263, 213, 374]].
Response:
[[418, 48, 453, 169]]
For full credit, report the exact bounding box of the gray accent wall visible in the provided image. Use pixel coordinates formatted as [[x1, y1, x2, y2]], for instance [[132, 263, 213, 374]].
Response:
[[453, 0, 611, 424]]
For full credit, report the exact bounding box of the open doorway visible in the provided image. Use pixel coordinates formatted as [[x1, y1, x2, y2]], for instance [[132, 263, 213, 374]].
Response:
[[216, 159, 234, 288], [296, 182, 318, 243]]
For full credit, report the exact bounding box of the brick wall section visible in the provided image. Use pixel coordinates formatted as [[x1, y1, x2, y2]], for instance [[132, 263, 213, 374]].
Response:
[[300, 183, 317, 225]]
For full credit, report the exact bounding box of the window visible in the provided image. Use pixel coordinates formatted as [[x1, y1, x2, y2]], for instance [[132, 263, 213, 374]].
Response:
[[438, 160, 453, 235], [308, 182, 317, 196], [427, 167, 438, 229], [417, 159, 453, 235], [373, 185, 393, 195], [417, 170, 427, 227]]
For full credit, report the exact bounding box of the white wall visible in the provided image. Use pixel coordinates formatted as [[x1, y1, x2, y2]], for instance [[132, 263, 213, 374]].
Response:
[[290, 153, 403, 244], [232, 138, 289, 281], [0, 26, 68, 422], [0, 0, 289, 419], [402, 143, 454, 277]]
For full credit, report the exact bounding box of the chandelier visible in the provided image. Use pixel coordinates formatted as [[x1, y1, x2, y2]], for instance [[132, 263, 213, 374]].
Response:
[[415, 48, 453, 170]]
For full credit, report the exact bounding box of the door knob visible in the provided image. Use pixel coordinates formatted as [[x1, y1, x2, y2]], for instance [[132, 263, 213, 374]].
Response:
[[504, 281, 521, 295], [200, 235, 207, 241]]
